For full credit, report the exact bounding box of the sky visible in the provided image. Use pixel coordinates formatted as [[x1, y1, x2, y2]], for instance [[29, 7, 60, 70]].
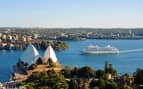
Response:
[[0, 0, 143, 28]]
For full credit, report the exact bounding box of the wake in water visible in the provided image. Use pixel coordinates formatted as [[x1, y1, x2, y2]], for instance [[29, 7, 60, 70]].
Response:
[[120, 48, 143, 53]]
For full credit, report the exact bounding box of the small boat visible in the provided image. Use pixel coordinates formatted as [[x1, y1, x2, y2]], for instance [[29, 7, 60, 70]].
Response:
[[82, 45, 119, 54]]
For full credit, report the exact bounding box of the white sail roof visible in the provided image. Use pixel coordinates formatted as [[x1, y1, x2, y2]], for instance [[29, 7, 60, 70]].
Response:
[[44, 45, 58, 63], [20, 43, 39, 64]]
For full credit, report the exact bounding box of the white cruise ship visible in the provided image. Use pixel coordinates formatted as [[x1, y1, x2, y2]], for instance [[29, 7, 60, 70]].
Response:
[[82, 45, 119, 54]]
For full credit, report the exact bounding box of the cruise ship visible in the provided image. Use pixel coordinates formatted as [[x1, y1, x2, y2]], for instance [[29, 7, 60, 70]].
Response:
[[82, 45, 119, 54]]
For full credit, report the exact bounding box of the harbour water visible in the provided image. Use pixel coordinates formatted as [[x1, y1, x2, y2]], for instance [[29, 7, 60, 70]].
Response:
[[0, 39, 143, 82]]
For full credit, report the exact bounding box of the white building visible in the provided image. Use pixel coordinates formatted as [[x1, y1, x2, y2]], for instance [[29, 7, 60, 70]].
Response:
[[44, 45, 58, 63], [20, 44, 40, 65], [34, 34, 39, 39], [2, 34, 6, 40], [20, 44, 59, 66]]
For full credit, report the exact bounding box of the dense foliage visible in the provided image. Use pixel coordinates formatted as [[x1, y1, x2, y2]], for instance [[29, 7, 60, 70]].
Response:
[[22, 70, 68, 89], [39, 40, 68, 50], [134, 68, 143, 86], [21, 65, 143, 89]]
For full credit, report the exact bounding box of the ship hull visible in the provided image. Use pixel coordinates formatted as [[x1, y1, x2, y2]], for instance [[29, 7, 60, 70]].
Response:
[[82, 50, 119, 54]]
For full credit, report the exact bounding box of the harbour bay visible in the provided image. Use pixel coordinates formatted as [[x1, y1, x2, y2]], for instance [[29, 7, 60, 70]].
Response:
[[0, 39, 143, 82]]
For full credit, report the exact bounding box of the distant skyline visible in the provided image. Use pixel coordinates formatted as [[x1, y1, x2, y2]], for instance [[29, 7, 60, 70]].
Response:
[[0, 0, 143, 28]]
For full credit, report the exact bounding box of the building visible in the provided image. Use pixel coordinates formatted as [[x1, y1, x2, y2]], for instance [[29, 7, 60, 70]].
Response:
[[15, 43, 61, 72], [13, 34, 19, 41], [44, 45, 58, 63], [7, 35, 13, 40], [20, 43, 40, 65], [26, 36, 32, 42], [13, 43, 62, 82], [33, 34, 39, 39], [2, 34, 7, 40]]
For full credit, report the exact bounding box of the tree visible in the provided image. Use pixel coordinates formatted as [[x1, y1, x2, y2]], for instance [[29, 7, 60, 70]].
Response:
[[122, 73, 130, 78], [105, 81, 118, 89], [23, 70, 68, 89], [90, 80, 97, 88], [77, 78, 84, 88], [97, 79, 106, 89], [123, 84, 133, 89], [134, 68, 143, 85], [40, 40, 50, 49], [71, 67, 79, 77], [90, 79, 105, 89], [40, 40, 68, 50], [77, 66, 95, 78], [96, 70, 105, 79], [105, 61, 109, 73], [38, 86, 49, 89], [26, 72, 41, 82], [104, 61, 117, 76], [53, 41, 68, 50], [40, 71, 49, 86], [26, 86, 34, 89], [68, 79, 78, 89], [63, 65, 72, 78], [46, 70, 68, 89], [109, 68, 117, 76]]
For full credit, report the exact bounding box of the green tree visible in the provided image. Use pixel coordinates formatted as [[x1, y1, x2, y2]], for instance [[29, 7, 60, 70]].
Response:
[[26, 72, 41, 82], [90, 79, 105, 89], [38, 86, 49, 89], [40, 40, 50, 49], [134, 68, 143, 85], [71, 67, 79, 77], [53, 41, 68, 50], [78, 66, 95, 78], [22, 70, 68, 89], [26, 86, 34, 89], [109, 68, 117, 76], [68, 79, 78, 89], [63, 65, 72, 78], [123, 84, 133, 89], [90, 80, 97, 88], [97, 79, 106, 89], [77, 78, 84, 88], [105, 81, 118, 89], [46, 70, 68, 89], [96, 70, 105, 79]]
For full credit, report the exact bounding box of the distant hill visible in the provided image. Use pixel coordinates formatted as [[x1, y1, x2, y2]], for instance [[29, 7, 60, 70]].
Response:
[[0, 27, 143, 34]]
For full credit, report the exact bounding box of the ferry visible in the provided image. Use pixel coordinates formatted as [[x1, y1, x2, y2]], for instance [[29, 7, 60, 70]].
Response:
[[82, 45, 119, 54]]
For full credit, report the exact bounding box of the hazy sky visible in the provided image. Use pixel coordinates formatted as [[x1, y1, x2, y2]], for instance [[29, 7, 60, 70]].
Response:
[[0, 0, 143, 28]]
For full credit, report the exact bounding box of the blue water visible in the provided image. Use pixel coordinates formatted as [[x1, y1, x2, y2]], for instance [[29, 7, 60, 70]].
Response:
[[0, 40, 143, 82]]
